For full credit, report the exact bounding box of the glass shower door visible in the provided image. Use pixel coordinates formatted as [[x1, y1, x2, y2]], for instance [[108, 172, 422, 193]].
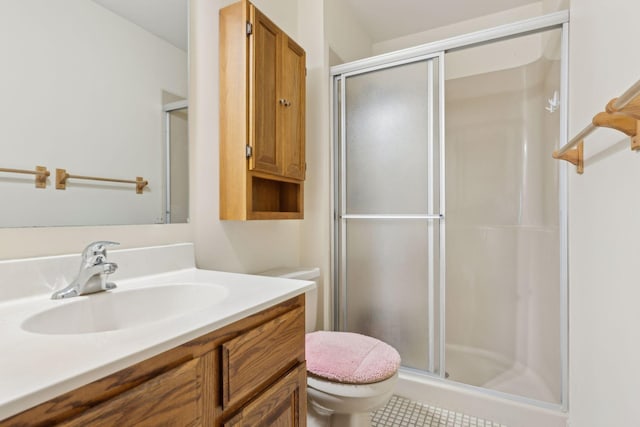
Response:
[[335, 54, 444, 373]]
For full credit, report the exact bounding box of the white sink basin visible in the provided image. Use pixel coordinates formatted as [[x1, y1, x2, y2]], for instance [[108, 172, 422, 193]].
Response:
[[21, 283, 229, 335]]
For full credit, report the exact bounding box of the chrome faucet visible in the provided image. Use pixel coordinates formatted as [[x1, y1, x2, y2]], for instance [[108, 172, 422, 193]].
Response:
[[51, 241, 119, 299]]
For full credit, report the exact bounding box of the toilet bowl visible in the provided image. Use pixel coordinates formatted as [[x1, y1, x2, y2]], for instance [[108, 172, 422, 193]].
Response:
[[307, 372, 398, 427], [259, 267, 401, 427]]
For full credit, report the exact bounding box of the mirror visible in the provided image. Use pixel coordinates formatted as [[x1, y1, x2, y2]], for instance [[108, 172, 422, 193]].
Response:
[[0, 0, 189, 227]]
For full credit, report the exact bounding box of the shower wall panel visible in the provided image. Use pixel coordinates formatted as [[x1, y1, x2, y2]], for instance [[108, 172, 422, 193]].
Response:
[[445, 29, 561, 403]]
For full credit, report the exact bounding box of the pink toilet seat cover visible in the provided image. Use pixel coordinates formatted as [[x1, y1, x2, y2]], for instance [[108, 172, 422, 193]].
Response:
[[306, 331, 401, 384]]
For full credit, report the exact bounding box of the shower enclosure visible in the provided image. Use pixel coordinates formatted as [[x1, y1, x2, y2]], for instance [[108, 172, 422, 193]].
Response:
[[333, 15, 567, 408]]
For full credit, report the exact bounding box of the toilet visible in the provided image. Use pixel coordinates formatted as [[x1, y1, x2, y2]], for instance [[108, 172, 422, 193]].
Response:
[[259, 268, 400, 427]]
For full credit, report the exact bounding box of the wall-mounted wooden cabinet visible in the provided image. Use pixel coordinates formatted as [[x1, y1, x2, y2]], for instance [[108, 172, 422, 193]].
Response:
[[220, 0, 306, 220]]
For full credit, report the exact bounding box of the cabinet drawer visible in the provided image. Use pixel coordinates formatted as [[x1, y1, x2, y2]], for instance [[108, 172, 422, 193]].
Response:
[[61, 358, 203, 427], [222, 306, 304, 409]]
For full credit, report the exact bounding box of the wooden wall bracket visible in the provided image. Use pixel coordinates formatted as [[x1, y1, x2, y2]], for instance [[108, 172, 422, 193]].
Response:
[[605, 96, 640, 119], [553, 141, 584, 174], [631, 121, 640, 151], [34, 166, 49, 188], [592, 111, 640, 151], [592, 111, 637, 136], [0, 165, 50, 188]]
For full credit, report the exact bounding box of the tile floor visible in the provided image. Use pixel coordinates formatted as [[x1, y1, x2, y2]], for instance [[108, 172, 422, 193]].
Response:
[[371, 395, 508, 427]]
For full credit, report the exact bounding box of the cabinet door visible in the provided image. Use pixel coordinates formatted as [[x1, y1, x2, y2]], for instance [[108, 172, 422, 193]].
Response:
[[249, 6, 282, 176], [224, 363, 307, 427], [222, 306, 305, 409], [60, 355, 215, 427], [280, 37, 306, 180]]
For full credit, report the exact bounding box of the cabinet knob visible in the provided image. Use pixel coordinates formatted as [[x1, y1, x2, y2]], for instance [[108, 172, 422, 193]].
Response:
[[279, 99, 292, 107]]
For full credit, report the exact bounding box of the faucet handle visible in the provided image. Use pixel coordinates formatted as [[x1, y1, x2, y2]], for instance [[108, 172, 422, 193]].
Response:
[[81, 241, 120, 262]]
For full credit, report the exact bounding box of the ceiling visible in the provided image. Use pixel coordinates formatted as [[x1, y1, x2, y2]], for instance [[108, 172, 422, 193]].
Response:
[[90, 0, 541, 52], [91, 0, 188, 51], [342, 0, 541, 43]]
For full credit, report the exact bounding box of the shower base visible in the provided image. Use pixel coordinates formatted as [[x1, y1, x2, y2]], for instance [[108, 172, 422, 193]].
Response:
[[446, 344, 556, 402], [395, 364, 566, 427]]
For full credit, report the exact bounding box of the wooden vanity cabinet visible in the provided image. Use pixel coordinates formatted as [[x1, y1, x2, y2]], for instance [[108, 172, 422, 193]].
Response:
[[1, 295, 307, 427], [220, 0, 306, 220]]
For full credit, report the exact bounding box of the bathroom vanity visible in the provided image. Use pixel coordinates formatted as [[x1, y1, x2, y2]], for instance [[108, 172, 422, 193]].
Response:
[[0, 244, 313, 426]]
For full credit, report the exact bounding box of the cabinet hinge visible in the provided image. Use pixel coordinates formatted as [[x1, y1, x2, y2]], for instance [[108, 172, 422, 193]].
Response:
[[246, 22, 253, 36], [246, 145, 253, 158]]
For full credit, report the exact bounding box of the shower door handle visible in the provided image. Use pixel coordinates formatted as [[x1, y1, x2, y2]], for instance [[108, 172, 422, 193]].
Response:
[[340, 214, 444, 220]]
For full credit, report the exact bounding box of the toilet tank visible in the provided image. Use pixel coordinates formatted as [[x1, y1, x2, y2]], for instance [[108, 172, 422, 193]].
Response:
[[258, 267, 320, 333]]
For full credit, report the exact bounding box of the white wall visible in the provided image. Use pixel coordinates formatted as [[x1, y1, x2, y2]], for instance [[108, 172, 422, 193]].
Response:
[[0, 0, 187, 227], [296, 0, 332, 330], [324, 0, 372, 63], [568, 0, 640, 425], [253, 0, 298, 39], [190, 0, 304, 273]]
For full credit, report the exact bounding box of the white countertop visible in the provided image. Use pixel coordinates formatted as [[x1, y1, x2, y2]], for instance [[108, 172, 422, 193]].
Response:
[[0, 267, 314, 421]]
